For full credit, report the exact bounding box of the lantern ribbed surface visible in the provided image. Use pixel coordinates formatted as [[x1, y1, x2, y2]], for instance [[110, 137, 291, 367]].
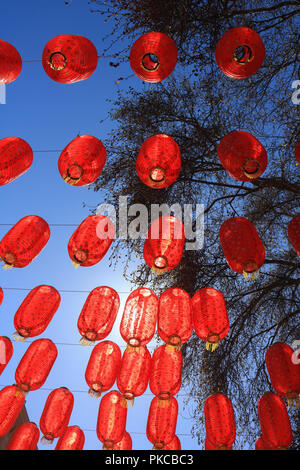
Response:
[[0, 40, 22, 84], [85, 341, 121, 397], [149, 344, 182, 401], [0, 336, 13, 375], [204, 393, 236, 449], [258, 392, 293, 449], [96, 390, 127, 450], [0, 137, 33, 186], [55, 425, 85, 450], [0, 385, 25, 437], [288, 214, 300, 257], [40, 388, 74, 444], [146, 396, 178, 449], [7, 422, 40, 450]]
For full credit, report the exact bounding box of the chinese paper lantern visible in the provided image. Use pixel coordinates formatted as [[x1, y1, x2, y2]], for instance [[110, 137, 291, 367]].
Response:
[[117, 346, 151, 407], [68, 214, 114, 268], [40, 388, 74, 444], [0, 215, 50, 269], [55, 425, 85, 450], [0, 385, 25, 437], [85, 341, 121, 397], [130, 32, 177, 83], [144, 216, 185, 274], [295, 139, 300, 164], [255, 435, 275, 450], [96, 391, 127, 450], [136, 134, 181, 189], [149, 345, 182, 403], [0, 137, 33, 186], [78, 286, 120, 346], [58, 135, 106, 187], [265, 342, 300, 408], [0, 40, 22, 84], [218, 131, 267, 181], [258, 392, 293, 449], [0, 287, 3, 305], [42, 35, 98, 84], [147, 396, 178, 450], [113, 431, 132, 450], [0, 336, 13, 375], [13, 285, 61, 341], [219, 217, 265, 279], [6, 422, 39, 450], [163, 435, 181, 450], [192, 288, 229, 352], [120, 288, 158, 349], [15, 338, 57, 392], [204, 394, 236, 450], [205, 437, 232, 450], [215, 27, 265, 79], [288, 214, 300, 257], [158, 288, 193, 349]]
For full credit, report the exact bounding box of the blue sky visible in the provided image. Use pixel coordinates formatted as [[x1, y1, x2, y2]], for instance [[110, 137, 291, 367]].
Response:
[[0, 0, 200, 450]]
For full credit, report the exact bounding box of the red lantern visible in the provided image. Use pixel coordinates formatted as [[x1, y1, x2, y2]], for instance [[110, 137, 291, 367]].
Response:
[[204, 393, 236, 450], [0, 385, 25, 437], [13, 285, 61, 341], [55, 425, 85, 450], [149, 345, 182, 403], [192, 288, 229, 352], [0, 287, 3, 305], [58, 135, 106, 187], [6, 422, 39, 450], [255, 435, 275, 450], [163, 435, 181, 450], [120, 288, 158, 349], [0, 336, 13, 375], [0, 137, 33, 186], [130, 32, 177, 83], [113, 431, 132, 450], [258, 392, 293, 449], [40, 388, 74, 444], [158, 288, 193, 349], [136, 134, 181, 189], [15, 338, 57, 392], [0, 215, 50, 269], [68, 215, 114, 268], [77, 286, 120, 346], [0, 40, 22, 84], [42, 35, 98, 84], [288, 214, 300, 257], [215, 27, 265, 79], [218, 131, 267, 181], [219, 217, 265, 279], [96, 391, 127, 450], [147, 396, 178, 449], [265, 342, 300, 408], [144, 216, 185, 274], [296, 139, 300, 164], [205, 437, 232, 450], [117, 345, 151, 407], [85, 341, 121, 397]]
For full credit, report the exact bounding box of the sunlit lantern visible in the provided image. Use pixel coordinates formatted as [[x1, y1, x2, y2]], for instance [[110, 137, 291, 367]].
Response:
[[0, 385, 25, 437], [204, 393, 236, 450], [40, 388, 74, 445], [149, 345, 182, 405], [258, 392, 293, 450], [55, 425, 85, 450], [0, 336, 13, 375], [146, 396, 178, 450], [0, 137, 33, 186], [288, 214, 300, 257], [96, 391, 127, 450], [6, 422, 40, 450], [113, 431, 132, 450], [0, 40, 22, 84]]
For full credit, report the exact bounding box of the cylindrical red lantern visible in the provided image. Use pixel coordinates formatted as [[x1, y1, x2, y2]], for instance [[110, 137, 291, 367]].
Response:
[[288, 214, 300, 257], [0, 336, 13, 375], [58, 135, 106, 186], [149, 345, 182, 402], [77, 286, 120, 345], [0, 137, 33, 186], [136, 134, 181, 189], [265, 342, 300, 407], [219, 216, 265, 279], [295, 139, 300, 164], [255, 435, 275, 450], [163, 435, 181, 450], [96, 391, 127, 450], [42, 35, 98, 84], [13, 285, 61, 341], [0, 215, 50, 269], [130, 32, 177, 83], [117, 346, 151, 407], [68, 214, 114, 267], [55, 425, 85, 450], [258, 392, 293, 449], [6, 422, 39, 450], [158, 287, 193, 349], [15, 338, 57, 392], [113, 431, 132, 450], [40, 388, 74, 444], [215, 27, 265, 79], [192, 288, 229, 352], [85, 341, 121, 397], [0, 40, 22, 84], [0, 385, 25, 437], [120, 288, 158, 349], [0, 287, 3, 306], [147, 396, 178, 449], [204, 393, 236, 450], [144, 216, 185, 274], [218, 131, 267, 181]]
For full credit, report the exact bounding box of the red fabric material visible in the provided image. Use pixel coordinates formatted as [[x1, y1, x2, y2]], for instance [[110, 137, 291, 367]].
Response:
[[288, 214, 300, 257], [40, 388, 74, 441], [117, 346, 151, 399], [149, 345, 182, 399], [204, 394, 236, 448], [158, 288, 193, 346], [0, 336, 13, 375], [0, 137, 33, 186], [130, 32, 177, 83], [0, 40, 22, 84], [205, 437, 232, 450], [265, 342, 300, 399], [113, 431, 132, 450], [96, 391, 127, 448], [42, 35, 98, 84], [0, 385, 25, 437], [258, 392, 293, 449], [255, 435, 275, 450], [215, 27, 265, 79], [146, 396, 178, 449], [85, 341, 121, 395], [55, 425, 85, 450], [163, 435, 181, 450], [7, 422, 40, 450]]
